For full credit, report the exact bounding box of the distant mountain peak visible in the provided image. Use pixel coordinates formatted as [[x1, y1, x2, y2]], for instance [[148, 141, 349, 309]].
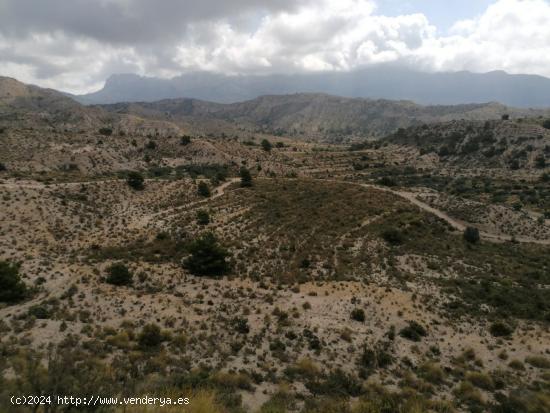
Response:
[[74, 67, 550, 108]]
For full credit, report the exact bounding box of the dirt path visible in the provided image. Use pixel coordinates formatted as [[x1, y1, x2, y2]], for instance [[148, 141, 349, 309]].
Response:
[[3, 175, 548, 245], [359, 183, 550, 246], [149, 178, 239, 219]]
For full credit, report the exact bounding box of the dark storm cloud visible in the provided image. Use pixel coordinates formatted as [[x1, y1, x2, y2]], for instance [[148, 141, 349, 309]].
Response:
[[0, 0, 309, 45]]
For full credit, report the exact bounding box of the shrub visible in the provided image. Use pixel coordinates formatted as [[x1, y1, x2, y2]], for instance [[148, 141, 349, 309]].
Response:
[[184, 233, 230, 277], [240, 167, 253, 187], [197, 181, 211, 197], [98, 127, 112, 136], [542, 119, 550, 129], [0, 163, 6, 172], [196, 210, 210, 225], [501, 114, 510, 120], [180, 135, 192, 145], [231, 317, 250, 334], [418, 362, 445, 384], [145, 140, 157, 150], [466, 371, 494, 390], [508, 359, 525, 370], [399, 321, 427, 342], [464, 227, 480, 244], [0, 261, 27, 303], [261, 139, 272, 152], [28, 305, 51, 319], [358, 344, 394, 372], [525, 356, 550, 369], [138, 323, 163, 348], [106, 263, 133, 286], [381, 228, 404, 246], [378, 176, 397, 187], [306, 369, 362, 397], [535, 155, 546, 169], [350, 308, 366, 322], [127, 171, 145, 190], [489, 321, 513, 337]]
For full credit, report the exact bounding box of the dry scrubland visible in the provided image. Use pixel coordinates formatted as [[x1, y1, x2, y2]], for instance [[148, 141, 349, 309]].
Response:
[[1, 79, 550, 412]]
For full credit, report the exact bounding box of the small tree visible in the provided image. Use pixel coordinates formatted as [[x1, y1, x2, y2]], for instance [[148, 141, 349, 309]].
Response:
[[180, 136, 192, 145], [138, 323, 163, 348], [240, 167, 253, 187], [98, 127, 113, 136], [196, 210, 210, 225], [350, 309, 366, 322], [381, 228, 404, 245], [106, 263, 132, 286], [501, 114, 510, 121], [464, 227, 480, 244], [261, 139, 272, 152], [0, 261, 27, 303], [399, 321, 427, 342], [0, 162, 6, 172], [127, 171, 145, 190], [197, 181, 211, 197], [535, 155, 546, 169], [489, 322, 513, 337], [184, 233, 230, 276], [542, 119, 550, 130], [145, 140, 157, 150]]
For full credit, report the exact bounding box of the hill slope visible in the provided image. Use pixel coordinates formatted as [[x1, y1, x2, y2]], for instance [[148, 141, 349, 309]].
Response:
[[101, 93, 550, 140]]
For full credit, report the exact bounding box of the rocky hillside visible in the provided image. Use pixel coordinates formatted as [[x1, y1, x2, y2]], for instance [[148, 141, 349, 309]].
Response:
[[0, 76, 106, 130], [385, 118, 550, 170], [101, 93, 550, 141]]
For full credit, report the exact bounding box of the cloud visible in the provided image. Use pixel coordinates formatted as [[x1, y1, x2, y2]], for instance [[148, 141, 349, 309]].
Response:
[[0, 0, 549, 93]]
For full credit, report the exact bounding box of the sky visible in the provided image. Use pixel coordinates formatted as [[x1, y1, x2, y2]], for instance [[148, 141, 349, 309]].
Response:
[[0, 0, 549, 94]]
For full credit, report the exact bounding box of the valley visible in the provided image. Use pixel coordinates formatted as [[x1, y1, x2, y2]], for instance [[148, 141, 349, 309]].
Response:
[[1, 77, 550, 413]]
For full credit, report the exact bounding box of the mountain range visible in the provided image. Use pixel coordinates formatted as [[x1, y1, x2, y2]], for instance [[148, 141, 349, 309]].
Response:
[[74, 67, 550, 108]]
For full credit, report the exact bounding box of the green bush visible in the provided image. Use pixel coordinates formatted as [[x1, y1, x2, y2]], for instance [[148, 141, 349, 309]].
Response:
[[196, 210, 210, 225], [138, 323, 163, 349], [377, 176, 397, 187], [28, 305, 51, 319], [399, 321, 427, 342], [261, 139, 272, 152], [184, 233, 230, 277], [464, 227, 480, 244], [231, 317, 250, 335], [240, 167, 253, 187], [197, 181, 211, 197], [0, 261, 27, 303], [106, 263, 133, 286], [127, 171, 145, 190], [381, 228, 404, 246], [489, 321, 513, 337], [350, 308, 366, 322]]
